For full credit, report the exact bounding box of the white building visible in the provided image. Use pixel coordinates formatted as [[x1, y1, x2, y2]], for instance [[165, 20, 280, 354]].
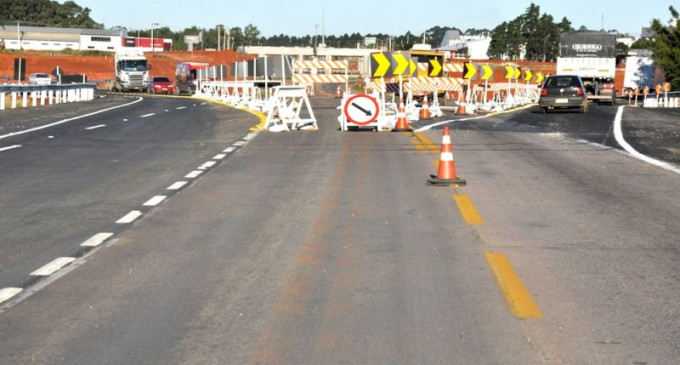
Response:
[[0, 25, 125, 52], [436, 30, 492, 60]]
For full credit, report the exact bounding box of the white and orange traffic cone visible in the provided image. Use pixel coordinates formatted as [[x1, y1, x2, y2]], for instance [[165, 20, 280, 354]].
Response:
[[427, 126, 466, 186], [420, 93, 431, 119], [392, 98, 412, 132], [335, 86, 342, 98]]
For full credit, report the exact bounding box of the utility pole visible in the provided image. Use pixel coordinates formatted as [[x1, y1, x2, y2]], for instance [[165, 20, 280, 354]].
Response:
[[217, 25, 221, 51], [321, 7, 325, 48], [151, 22, 159, 52]]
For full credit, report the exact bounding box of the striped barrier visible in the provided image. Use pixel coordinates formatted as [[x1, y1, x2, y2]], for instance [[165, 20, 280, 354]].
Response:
[[0, 83, 96, 111]]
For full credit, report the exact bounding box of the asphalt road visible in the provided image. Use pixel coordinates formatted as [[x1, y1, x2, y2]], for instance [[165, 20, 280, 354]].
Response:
[[0, 95, 679, 364]]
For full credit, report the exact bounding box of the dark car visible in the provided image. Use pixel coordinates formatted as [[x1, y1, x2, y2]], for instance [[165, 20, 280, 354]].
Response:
[[539, 75, 588, 113], [148, 76, 174, 94]]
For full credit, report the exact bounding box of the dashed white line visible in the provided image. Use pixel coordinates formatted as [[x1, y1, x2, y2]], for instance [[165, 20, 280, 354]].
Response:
[[200, 103, 207, 105], [0, 145, 22, 152], [140, 113, 156, 118], [223, 147, 236, 153], [0, 288, 23, 304], [185, 170, 203, 179], [0, 97, 142, 141], [176, 106, 187, 110], [167, 181, 187, 190], [143, 195, 167, 207], [80, 232, 114, 247], [85, 124, 106, 130], [165, 109, 169, 112], [31, 257, 76, 276], [199, 161, 217, 170], [243, 133, 257, 141], [116, 210, 142, 224], [233, 141, 246, 147], [213, 153, 227, 160]]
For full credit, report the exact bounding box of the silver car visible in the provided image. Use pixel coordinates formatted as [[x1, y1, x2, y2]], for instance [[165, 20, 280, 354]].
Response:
[[539, 75, 588, 113], [28, 73, 53, 86]]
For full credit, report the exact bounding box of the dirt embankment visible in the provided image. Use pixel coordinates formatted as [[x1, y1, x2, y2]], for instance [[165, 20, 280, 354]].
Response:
[[0, 50, 256, 87]]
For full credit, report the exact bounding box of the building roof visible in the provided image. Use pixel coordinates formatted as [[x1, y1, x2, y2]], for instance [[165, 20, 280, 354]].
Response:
[[440, 30, 461, 47], [0, 25, 125, 37]]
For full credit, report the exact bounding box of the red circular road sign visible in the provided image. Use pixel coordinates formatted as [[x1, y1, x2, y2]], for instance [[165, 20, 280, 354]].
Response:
[[343, 93, 380, 126]]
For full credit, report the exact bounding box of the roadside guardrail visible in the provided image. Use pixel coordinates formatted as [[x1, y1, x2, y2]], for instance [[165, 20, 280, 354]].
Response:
[[0, 83, 97, 111]]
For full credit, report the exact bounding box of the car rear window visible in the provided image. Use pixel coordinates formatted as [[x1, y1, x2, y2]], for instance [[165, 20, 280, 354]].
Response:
[[153, 77, 170, 83], [546, 76, 580, 88]]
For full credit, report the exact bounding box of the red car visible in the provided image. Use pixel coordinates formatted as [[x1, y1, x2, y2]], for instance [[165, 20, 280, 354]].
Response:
[[148, 76, 174, 94]]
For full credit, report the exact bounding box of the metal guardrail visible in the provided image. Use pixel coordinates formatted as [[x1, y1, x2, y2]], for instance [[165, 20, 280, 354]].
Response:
[[0, 83, 98, 111], [0, 83, 97, 93]]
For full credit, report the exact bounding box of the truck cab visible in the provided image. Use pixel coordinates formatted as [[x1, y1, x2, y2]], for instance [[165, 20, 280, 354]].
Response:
[[112, 48, 149, 92]]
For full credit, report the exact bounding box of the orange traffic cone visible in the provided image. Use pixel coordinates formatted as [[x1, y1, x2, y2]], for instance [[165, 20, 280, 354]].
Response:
[[427, 126, 466, 186], [457, 101, 467, 115], [392, 99, 412, 132], [420, 93, 431, 119], [335, 86, 342, 98]]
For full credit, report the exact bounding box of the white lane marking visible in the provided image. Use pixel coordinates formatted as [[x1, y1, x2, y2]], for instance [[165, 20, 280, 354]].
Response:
[[199, 161, 217, 170], [143, 195, 167, 207], [140, 113, 156, 118], [0, 288, 23, 304], [116, 210, 142, 224], [165, 109, 169, 112], [167, 181, 187, 190], [0, 97, 143, 141], [415, 115, 489, 132], [213, 153, 227, 160], [176, 106, 187, 110], [31, 257, 76, 276], [200, 103, 206, 105], [233, 141, 246, 147], [85, 124, 106, 130], [613, 105, 680, 175], [123, 119, 129, 122], [0, 145, 22, 152], [243, 133, 258, 141], [80, 232, 114, 247], [223, 147, 236, 153], [185, 170, 203, 179]]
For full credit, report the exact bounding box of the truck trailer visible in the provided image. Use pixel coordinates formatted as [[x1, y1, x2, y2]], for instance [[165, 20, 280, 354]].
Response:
[[556, 31, 617, 105]]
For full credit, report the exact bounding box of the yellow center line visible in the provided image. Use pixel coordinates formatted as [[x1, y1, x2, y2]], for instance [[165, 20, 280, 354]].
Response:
[[485, 252, 543, 319], [453, 194, 484, 226], [414, 132, 440, 154]]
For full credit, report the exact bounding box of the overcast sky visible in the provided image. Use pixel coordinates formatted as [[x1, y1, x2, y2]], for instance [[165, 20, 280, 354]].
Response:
[[70, 0, 675, 37]]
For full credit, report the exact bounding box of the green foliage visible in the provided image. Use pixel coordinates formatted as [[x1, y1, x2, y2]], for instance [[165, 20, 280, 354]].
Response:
[[649, 6, 680, 90], [0, 0, 102, 28], [487, 2, 571, 61]]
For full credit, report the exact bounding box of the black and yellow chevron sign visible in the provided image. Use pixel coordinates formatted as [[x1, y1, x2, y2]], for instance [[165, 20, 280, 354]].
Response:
[[371, 52, 417, 78], [463, 62, 477, 79]]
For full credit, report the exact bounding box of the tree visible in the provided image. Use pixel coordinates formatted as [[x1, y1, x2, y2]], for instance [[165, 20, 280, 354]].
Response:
[[648, 6, 680, 90], [244, 24, 261, 46]]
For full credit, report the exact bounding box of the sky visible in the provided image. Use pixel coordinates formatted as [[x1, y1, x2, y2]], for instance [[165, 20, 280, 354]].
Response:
[[69, 0, 676, 38]]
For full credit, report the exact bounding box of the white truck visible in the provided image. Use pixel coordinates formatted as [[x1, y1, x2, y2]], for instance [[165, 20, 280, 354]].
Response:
[[111, 48, 149, 92], [556, 31, 617, 105], [623, 49, 662, 93]]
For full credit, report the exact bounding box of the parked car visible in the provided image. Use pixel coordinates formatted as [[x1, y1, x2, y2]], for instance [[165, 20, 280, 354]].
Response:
[[28, 73, 53, 85], [538, 75, 588, 113], [148, 76, 174, 94]]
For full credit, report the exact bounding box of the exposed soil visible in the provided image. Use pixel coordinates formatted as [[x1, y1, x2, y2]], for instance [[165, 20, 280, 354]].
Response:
[[0, 50, 256, 87]]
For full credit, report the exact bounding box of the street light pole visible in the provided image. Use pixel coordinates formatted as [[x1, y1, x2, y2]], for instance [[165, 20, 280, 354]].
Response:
[[151, 22, 159, 52]]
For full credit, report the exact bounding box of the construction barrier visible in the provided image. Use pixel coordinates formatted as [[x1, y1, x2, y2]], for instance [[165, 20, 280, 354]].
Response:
[[292, 59, 349, 96], [264, 86, 317, 132]]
